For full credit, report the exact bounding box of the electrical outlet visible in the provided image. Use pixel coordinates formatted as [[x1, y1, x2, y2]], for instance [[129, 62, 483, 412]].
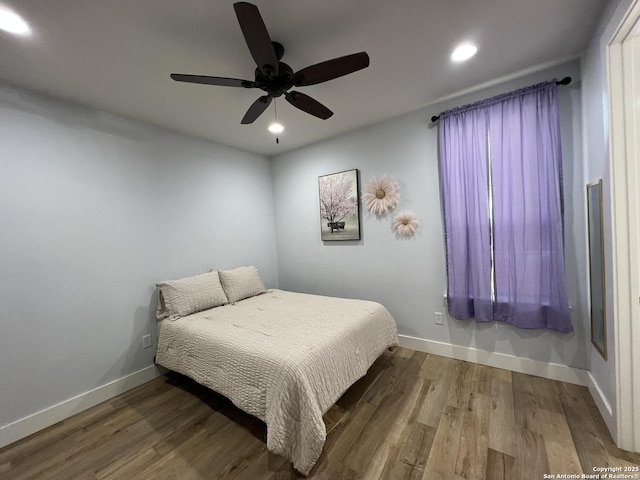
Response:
[[434, 312, 444, 325], [142, 334, 153, 349]]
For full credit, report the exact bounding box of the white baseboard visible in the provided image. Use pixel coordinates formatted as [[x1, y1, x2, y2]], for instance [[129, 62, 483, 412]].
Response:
[[0, 341, 594, 451], [587, 371, 616, 438], [399, 334, 588, 386], [0, 364, 163, 449]]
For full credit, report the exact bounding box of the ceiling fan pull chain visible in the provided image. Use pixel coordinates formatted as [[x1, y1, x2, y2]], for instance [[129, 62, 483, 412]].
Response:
[[274, 100, 279, 144]]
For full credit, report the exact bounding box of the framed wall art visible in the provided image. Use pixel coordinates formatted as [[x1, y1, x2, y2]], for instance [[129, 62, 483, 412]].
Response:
[[318, 169, 361, 241]]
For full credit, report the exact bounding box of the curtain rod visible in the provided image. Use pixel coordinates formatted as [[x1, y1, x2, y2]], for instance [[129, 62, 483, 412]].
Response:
[[430, 76, 572, 123]]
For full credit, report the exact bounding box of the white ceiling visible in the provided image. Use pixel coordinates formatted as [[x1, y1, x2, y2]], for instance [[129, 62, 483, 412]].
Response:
[[0, 0, 606, 156]]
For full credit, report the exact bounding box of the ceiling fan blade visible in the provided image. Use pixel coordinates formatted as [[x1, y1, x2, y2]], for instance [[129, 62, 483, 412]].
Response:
[[284, 91, 333, 120], [292, 52, 370, 87], [234, 2, 279, 77], [171, 74, 256, 88], [241, 95, 273, 124]]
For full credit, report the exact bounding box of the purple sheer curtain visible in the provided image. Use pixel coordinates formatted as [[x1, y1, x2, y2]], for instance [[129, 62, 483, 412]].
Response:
[[439, 108, 493, 321], [439, 80, 572, 333]]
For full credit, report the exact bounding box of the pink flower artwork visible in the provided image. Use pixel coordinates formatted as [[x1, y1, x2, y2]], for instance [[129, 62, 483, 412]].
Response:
[[392, 212, 419, 236]]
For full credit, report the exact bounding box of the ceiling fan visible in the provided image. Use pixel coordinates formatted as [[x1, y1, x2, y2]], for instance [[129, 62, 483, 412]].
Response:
[[170, 2, 370, 125]]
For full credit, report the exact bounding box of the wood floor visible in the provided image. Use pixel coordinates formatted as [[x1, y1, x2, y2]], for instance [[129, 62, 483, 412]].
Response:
[[1, 347, 639, 480]]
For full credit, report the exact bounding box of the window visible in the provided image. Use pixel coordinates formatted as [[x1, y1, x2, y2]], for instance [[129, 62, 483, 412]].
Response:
[[438, 81, 572, 333]]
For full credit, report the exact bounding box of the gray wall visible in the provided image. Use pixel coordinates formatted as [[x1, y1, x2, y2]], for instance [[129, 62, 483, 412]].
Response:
[[581, 0, 635, 434], [272, 59, 589, 370], [0, 47, 611, 435], [0, 84, 278, 428]]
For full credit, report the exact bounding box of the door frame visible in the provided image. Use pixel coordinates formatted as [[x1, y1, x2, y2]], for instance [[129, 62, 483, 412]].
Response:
[[607, 0, 640, 452]]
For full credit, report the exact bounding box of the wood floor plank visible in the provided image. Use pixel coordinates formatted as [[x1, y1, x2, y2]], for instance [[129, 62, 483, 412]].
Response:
[[485, 448, 516, 480], [487, 368, 517, 457], [323, 404, 349, 436], [386, 421, 435, 480], [0, 397, 116, 468], [515, 427, 550, 479], [362, 349, 425, 407], [422, 405, 465, 480], [365, 377, 432, 479], [512, 372, 539, 432], [329, 353, 425, 478], [454, 365, 491, 480], [526, 377, 583, 475], [230, 451, 290, 480], [388, 375, 436, 480], [95, 448, 160, 480], [416, 354, 459, 428], [0, 347, 637, 480], [446, 360, 474, 410], [308, 402, 377, 480], [4, 381, 193, 480], [95, 405, 215, 479], [511, 371, 584, 477], [310, 350, 416, 479], [557, 381, 611, 472]]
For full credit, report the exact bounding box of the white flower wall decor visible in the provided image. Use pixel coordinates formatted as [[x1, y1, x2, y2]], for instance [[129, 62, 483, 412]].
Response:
[[393, 212, 419, 236], [362, 176, 399, 215]]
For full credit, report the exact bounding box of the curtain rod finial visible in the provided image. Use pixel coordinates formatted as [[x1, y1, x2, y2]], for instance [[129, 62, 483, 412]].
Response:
[[431, 115, 440, 122]]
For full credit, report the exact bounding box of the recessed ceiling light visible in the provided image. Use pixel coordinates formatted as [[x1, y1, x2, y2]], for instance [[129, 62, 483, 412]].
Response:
[[268, 122, 284, 134], [451, 43, 477, 62], [0, 7, 31, 36]]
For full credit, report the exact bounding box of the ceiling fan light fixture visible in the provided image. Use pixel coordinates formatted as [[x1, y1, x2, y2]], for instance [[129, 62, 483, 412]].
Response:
[[451, 43, 477, 62], [268, 122, 284, 134], [0, 7, 31, 36]]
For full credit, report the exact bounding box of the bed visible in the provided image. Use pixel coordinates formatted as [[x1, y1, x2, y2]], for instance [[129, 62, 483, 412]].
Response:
[[154, 267, 398, 475]]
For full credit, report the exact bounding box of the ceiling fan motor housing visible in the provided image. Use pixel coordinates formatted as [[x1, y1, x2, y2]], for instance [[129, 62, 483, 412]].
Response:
[[254, 62, 294, 97]]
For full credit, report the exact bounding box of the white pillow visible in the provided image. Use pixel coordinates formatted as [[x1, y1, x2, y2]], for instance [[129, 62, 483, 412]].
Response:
[[156, 270, 228, 319], [219, 266, 266, 303]]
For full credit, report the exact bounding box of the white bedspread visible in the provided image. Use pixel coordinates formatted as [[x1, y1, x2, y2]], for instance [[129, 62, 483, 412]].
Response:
[[155, 289, 398, 474]]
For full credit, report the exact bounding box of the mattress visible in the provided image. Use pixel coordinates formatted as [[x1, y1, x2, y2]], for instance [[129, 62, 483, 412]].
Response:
[[155, 289, 398, 474]]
